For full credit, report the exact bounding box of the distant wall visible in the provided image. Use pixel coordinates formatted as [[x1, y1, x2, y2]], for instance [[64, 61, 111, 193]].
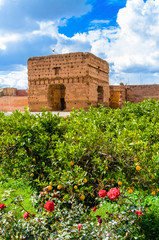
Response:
[[3, 88, 17, 96], [16, 89, 28, 96], [109, 84, 159, 108], [126, 85, 159, 103], [0, 96, 28, 111], [2, 88, 28, 96]]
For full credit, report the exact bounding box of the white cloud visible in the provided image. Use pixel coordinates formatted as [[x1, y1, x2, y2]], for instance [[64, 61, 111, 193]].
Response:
[[108, 0, 159, 74], [89, 20, 110, 30], [0, 0, 3, 6], [0, 0, 92, 31], [91, 20, 110, 24], [0, 33, 22, 50], [1, 0, 159, 88], [0, 65, 27, 89], [31, 21, 60, 38], [48, 0, 159, 85]]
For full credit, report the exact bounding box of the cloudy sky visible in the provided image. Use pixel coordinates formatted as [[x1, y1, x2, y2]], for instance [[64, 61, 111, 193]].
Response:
[[0, 0, 159, 89]]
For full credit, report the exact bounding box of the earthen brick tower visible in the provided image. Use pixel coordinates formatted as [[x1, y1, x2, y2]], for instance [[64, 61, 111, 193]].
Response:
[[28, 52, 109, 111]]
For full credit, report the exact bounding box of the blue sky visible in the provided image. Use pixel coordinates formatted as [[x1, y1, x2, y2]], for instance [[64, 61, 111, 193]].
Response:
[[0, 0, 159, 89]]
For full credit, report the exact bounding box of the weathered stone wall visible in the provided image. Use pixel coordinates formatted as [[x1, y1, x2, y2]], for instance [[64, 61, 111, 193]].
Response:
[[109, 84, 159, 108], [28, 85, 49, 111], [126, 84, 159, 103], [16, 89, 28, 96], [109, 85, 120, 109], [1, 88, 28, 97], [3, 88, 17, 96], [28, 52, 109, 111], [28, 52, 109, 82], [0, 96, 28, 111]]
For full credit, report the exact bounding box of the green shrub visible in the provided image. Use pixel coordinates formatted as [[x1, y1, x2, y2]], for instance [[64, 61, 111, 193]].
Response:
[[0, 100, 159, 204], [0, 100, 159, 239]]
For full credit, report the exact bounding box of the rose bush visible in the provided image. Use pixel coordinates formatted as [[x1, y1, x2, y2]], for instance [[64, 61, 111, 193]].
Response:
[[135, 210, 144, 216], [44, 200, 55, 212], [98, 189, 107, 198], [107, 187, 120, 200], [23, 211, 30, 219], [0, 203, 5, 210], [0, 185, 157, 239]]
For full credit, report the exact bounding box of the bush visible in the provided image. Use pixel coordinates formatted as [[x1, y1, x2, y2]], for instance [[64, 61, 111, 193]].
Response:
[[0, 100, 159, 205], [0, 100, 159, 239], [0, 185, 158, 239]]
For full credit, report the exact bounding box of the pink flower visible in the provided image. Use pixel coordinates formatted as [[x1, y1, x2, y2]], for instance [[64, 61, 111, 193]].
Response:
[[135, 210, 144, 215], [0, 203, 6, 210], [23, 212, 30, 219], [77, 224, 82, 231], [44, 201, 55, 212], [107, 188, 120, 200], [92, 207, 97, 212], [98, 189, 107, 197]]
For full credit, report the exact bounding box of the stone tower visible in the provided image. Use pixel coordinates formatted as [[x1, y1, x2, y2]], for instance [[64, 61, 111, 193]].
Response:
[[28, 52, 109, 111]]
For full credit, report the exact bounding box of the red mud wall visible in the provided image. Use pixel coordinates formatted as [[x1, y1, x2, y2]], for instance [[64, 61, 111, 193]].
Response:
[[16, 90, 28, 96], [0, 96, 28, 111], [126, 85, 159, 103], [109, 84, 159, 108]]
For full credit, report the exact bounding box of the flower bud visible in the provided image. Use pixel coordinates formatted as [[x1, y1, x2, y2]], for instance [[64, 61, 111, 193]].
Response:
[[98, 218, 102, 224]]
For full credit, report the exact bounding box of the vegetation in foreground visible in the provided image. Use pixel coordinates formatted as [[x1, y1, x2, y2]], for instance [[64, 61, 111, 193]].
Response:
[[0, 99, 159, 239]]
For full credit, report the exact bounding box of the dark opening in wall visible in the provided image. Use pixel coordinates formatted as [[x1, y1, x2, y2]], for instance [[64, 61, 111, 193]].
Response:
[[61, 98, 66, 110], [54, 67, 61, 75], [48, 84, 66, 111], [97, 86, 104, 105]]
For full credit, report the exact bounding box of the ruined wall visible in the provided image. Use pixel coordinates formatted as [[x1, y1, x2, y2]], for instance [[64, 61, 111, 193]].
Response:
[[109, 85, 120, 109], [28, 52, 109, 82], [3, 88, 17, 96], [109, 84, 159, 108], [1, 88, 27, 97], [28, 52, 109, 111], [109, 83, 126, 108], [16, 89, 28, 96], [64, 83, 89, 110], [126, 85, 159, 103], [28, 85, 49, 111], [0, 96, 28, 111]]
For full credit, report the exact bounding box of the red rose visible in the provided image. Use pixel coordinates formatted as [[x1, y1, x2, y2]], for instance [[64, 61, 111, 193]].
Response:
[[44, 201, 55, 212], [53, 191, 58, 198], [77, 224, 82, 231], [23, 212, 30, 219], [92, 207, 97, 212], [98, 189, 107, 197], [0, 203, 6, 210], [107, 188, 120, 200], [135, 210, 143, 215]]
